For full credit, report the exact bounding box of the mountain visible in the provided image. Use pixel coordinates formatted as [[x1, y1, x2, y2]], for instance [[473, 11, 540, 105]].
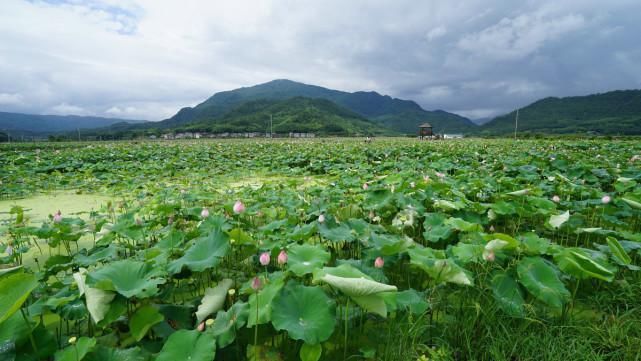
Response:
[[471, 117, 493, 125], [481, 90, 641, 135], [0, 111, 146, 136], [181, 97, 393, 135], [161, 79, 477, 134]]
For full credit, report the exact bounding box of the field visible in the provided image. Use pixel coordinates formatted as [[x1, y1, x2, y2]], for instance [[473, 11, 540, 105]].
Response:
[[1, 138, 641, 361]]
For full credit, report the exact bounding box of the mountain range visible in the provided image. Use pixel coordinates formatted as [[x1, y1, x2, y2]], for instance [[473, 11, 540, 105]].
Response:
[[157, 79, 476, 134], [1, 81, 641, 138], [479, 90, 641, 135], [0, 112, 146, 137]]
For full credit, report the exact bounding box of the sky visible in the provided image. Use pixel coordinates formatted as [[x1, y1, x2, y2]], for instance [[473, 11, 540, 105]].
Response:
[[1, 0, 640, 121]]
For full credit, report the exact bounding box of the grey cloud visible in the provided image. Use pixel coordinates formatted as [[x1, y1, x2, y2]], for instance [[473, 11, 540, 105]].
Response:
[[1, 0, 640, 121]]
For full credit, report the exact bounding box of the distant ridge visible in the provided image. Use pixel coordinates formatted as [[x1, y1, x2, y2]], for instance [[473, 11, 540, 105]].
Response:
[[481, 89, 641, 135], [159, 79, 477, 134], [0, 111, 146, 136]]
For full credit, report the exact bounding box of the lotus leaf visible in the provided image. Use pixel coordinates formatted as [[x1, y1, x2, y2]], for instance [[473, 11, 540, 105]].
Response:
[[87, 260, 165, 299], [287, 244, 330, 276], [271, 282, 336, 344], [155, 329, 216, 361], [517, 257, 570, 310]]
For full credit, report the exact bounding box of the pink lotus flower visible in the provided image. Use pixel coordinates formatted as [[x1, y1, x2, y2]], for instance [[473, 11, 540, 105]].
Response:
[[436, 172, 445, 179], [374, 257, 384, 268], [197, 322, 205, 332], [483, 250, 496, 262], [362, 183, 369, 190], [233, 200, 245, 214], [601, 195, 611, 204], [552, 195, 560, 203], [277, 250, 288, 265], [318, 214, 325, 223], [251, 276, 262, 290], [259, 252, 270, 266], [53, 210, 62, 223], [201, 208, 209, 218]]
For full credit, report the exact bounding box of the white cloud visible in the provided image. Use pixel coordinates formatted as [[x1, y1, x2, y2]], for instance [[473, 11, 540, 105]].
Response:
[[49, 103, 87, 115], [0, 0, 639, 122], [426, 26, 447, 41], [457, 13, 586, 60], [0, 93, 23, 106]]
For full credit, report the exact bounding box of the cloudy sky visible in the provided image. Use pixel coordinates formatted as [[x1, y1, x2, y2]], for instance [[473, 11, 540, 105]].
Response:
[[1, 0, 640, 121]]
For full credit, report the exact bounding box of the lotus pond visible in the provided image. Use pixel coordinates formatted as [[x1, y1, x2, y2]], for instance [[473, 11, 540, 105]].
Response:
[[1, 138, 641, 361]]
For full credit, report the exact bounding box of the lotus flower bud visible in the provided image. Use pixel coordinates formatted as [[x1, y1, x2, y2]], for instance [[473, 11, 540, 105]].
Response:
[[259, 252, 270, 266], [197, 322, 205, 332], [362, 183, 369, 190], [277, 250, 288, 265], [233, 200, 245, 214], [318, 214, 325, 223], [201, 208, 209, 218], [552, 195, 560, 203], [53, 210, 62, 223], [483, 250, 496, 262], [251, 276, 262, 290], [374, 256, 384, 268], [601, 195, 611, 204]]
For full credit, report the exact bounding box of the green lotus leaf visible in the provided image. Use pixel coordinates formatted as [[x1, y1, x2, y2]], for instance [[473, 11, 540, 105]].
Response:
[[287, 244, 330, 276], [318, 223, 355, 243], [547, 210, 570, 229], [491, 272, 525, 317], [168, 229, 230, 274], [196, 278, 233, 323], [445, 218, 482, 232], [313, 265, 397, 317], [621, 197, 641, 209], [248, 275, 285, 327], [422, 213, 454, 242], [271, 282, 336, 345], [606, 236, 631, 265], [86, 260, 165, 299], [408, 247, 473, 286], [299, 343, 322, 361], [155, 330, 216, 361], [553, 248, 615, 282], [0, 266, 23, 277], [74, 245, 119, 267], [517, 257, 570, 310], [506, 188, 530, 196], [368, 233, 414, 256], [73, 269, 115, 324], [451, 243, 484, 263], [54, 337, 96, 361], [0, 271, 38, 324], [317, 274, 396, 297], [433, 199, 462, 211], [129, 305, 164, 342], [394, 289, 428, 315], [211, 301, 249, 348], [85, 346, 149, 361]]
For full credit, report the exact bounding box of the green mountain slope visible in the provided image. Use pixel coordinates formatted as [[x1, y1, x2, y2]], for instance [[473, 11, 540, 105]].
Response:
[[162, 79, 476, 134], [0, 111, 146, 136], [481, 90, 641, 135], [181, 97, 393, 136]]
